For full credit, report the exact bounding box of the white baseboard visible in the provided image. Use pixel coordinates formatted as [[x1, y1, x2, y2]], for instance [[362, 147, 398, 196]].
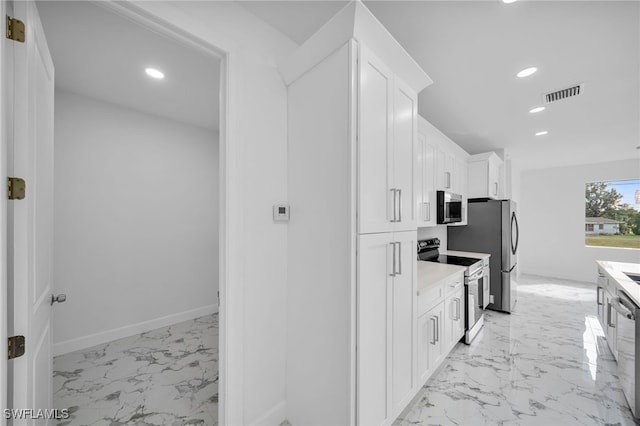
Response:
[[249, 400, 287, 426], [53, 304, 218, 356]]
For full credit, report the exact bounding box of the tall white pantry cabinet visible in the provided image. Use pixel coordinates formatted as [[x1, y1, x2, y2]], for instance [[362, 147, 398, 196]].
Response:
[[281, 3, 432, 426]]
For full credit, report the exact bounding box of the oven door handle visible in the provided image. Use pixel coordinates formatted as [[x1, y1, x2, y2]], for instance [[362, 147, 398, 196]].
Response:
[[612, 297, 636, 320]]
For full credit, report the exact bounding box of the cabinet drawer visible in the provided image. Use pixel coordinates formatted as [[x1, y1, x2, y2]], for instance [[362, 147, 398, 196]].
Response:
[[418, 283, 444, 316], [445, 276, 463, 296]]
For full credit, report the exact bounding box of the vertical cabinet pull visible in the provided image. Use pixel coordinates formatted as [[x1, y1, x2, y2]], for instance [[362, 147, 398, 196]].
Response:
[[454, 298, 461, 320], [430, 317, 437, 345], [494, 182, 498, 196], [608, 302, 616, 328], [445, 172, 451, 189], [397, 189, 402, 222], [597, 287, 603, 306], [423, 201, 430, 222], [389, 242, 402, 277], [389, 243, 396, 277], [390, 188, 397, 222], [435, 316, 439, 342]]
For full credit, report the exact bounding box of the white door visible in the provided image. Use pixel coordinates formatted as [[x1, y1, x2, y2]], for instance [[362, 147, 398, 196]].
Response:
[[357, 232, 393, 426], [7, 0, 55, 421], [390, 231, 416, 415], [358, 44, 394, 234]]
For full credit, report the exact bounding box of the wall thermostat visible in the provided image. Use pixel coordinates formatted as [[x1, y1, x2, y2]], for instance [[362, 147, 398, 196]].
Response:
[[273, 204, 290, 223]]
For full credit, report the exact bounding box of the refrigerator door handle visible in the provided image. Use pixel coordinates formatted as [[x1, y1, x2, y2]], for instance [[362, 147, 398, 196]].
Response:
[[511, 212, 519, 255]]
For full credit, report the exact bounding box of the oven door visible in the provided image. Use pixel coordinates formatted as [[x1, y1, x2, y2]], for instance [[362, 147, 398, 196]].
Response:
[[465, 268, 484, 343]]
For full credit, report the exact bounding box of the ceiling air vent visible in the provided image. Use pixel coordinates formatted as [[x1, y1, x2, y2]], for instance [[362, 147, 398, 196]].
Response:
[[544, 83, 584, 104]]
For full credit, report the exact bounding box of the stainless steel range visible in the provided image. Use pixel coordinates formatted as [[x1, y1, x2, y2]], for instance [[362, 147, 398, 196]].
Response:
[[418, 238, 485, 344]]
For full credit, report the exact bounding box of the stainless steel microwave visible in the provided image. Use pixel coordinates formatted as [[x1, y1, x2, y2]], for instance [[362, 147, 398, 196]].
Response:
[[437, 190, 463, 224]]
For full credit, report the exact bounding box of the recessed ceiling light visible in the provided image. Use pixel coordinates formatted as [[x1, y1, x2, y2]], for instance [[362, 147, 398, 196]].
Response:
[[535, 131, 548, 136], [517, 67, 538, 78], [145, 68, 164, 79], [529, 106, 546, 114], [502, 0, 517, 3]]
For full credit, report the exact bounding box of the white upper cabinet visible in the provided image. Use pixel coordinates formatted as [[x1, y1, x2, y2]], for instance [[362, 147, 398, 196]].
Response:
[[468, 152, 504, 199], [416, 117, 437, 227], [418, 116, 469, 226], [359, 46, 418, 234]]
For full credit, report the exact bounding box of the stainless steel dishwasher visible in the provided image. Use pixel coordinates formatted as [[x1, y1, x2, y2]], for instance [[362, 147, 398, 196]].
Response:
[[611, 291, 640, 420]]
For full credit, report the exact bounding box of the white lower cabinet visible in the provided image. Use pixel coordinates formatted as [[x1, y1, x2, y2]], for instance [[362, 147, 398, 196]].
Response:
[[358, 231, 417, 426], [597, 267, 618, 360], [418, 302, 444, 384], [416, 271, 465, 390], [444, 282, 465, 351]]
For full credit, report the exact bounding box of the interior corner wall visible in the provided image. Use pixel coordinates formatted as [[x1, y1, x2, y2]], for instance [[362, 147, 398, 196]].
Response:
[[519, 159, 640, 283], [52, 90, 219, 354]]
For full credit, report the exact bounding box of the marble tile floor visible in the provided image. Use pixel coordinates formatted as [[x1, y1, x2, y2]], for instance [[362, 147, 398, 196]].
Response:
[[53, 314, 218, 426], [395, 274, 637, 426]]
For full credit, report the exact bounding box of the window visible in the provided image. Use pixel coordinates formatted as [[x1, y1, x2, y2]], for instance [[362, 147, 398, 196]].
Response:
[[585, 179, 640, 249]]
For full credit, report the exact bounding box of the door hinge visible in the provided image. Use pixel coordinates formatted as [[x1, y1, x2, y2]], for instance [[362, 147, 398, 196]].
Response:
[[8, 177, 26, 200], [6, 15, 25, 43], [8, 336, 25, 360]]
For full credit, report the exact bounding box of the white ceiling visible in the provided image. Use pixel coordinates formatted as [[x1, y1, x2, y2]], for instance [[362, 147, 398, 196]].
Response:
[[37, 1, 221, 131], [240, 0, 640, 170]]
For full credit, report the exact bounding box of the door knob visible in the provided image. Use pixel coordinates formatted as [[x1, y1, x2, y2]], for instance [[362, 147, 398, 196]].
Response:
[[50, 294, 67, 305]]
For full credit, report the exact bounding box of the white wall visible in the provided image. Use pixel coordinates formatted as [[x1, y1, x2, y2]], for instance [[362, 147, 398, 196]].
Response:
[[119, 2, 297, 424], [520, 159, 640, 283], [52, 90, 218, 354]]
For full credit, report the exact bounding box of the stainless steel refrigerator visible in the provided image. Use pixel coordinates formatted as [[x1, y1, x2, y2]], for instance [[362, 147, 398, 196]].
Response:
[[448, 199, 519, 313]]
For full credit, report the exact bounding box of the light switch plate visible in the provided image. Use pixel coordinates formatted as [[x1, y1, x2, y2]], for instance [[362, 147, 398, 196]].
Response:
[[273, 204, 290, 222]]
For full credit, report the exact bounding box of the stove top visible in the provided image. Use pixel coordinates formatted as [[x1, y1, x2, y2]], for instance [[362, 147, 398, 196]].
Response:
[[434, 254, 482, 267], [417, 238, 482, 269]]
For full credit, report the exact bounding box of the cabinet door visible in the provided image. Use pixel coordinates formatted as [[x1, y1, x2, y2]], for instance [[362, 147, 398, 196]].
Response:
[[436, 147, 454, 191], [605, 291, 618, 359], [391, 231, 417, 413], [417, 313, 432, 385], [596, 286, 605, 332], [416, 133, 436, 227], [488, 162, 499, 199], [393, 80, 417, 231], [357, 233, 393, 426], [449, 288, 465, 347], [358, 45, 394, 234], [427, 302, 444, 372]]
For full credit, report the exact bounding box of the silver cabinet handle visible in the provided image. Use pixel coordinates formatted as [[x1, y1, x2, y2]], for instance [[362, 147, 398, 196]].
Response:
[[607, 302, 616, 328], [390, 188, 397, 222], [435, 315, 439, 342], [423, 202, 430, 221], [430, 317, 437, 345], [494, 182, 498, 196], [455, 298, 461, 320], [397, 189, 402, 222], [389, 242, 396, 277], [445, 172, 451, 189], [396, 242, 402, 276], [51, 293, 67, 305], [597, 287, 603, 306]]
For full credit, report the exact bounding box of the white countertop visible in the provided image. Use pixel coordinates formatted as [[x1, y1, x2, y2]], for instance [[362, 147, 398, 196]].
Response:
[[417, 261, 466, 294], [441, 249, 491, 260], [597, 260, 640, 305]]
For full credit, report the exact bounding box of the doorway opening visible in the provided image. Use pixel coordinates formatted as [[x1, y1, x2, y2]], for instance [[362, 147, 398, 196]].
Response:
[[33, 1, 226, 423]]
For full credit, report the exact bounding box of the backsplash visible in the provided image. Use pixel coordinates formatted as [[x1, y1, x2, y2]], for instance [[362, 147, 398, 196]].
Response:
[[418, 225, 447, 247]]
